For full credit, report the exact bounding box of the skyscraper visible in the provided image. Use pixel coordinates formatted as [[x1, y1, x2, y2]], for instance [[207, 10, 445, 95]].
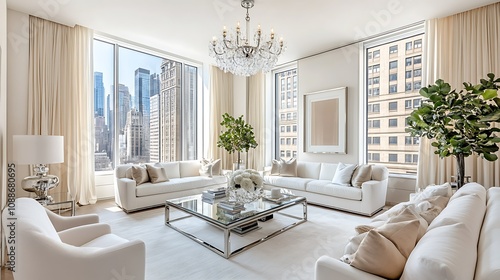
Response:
[[134, 68, 151, 116], [135, 68, 151, 162], [94, 72, 105, 117], [117, 84, 131, 133], [159, 60, 182, 162], [124, 109, 144, 162], [366, 34, 423, 174]]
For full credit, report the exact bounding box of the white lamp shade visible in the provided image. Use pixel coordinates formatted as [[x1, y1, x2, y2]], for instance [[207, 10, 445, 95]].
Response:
[[13, 135, 64, 164]]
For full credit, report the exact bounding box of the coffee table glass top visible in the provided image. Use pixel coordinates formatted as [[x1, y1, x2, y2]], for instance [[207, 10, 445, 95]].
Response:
[[166, 194, 304, 226]]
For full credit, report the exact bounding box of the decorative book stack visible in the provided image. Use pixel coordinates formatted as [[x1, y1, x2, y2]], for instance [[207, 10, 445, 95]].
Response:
[[232, 220, 259, 234], [217, 201, 245, 214], [202, 188, 227, 203]]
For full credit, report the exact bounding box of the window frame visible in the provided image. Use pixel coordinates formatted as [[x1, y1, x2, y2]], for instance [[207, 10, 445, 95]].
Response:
[[92, 35, 203, 174]]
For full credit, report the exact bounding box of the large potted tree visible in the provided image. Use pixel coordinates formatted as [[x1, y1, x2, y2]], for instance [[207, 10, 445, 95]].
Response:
[[406, 73, 500, 188], [217, 113, 258, 170]]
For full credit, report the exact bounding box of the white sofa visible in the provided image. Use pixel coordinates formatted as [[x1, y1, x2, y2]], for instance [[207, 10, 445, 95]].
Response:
[[264, 162, 388, 216], [315, 183, 500, 280], [2, 198, 145, 280], [114, 160, 226, 212]]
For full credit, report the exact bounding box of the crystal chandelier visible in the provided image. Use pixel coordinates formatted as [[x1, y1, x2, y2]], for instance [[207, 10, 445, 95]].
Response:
[[209, 0, 285, 76]]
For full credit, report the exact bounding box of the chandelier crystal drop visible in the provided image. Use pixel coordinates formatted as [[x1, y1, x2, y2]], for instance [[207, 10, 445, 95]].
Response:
[[209, 0, 285, 76]]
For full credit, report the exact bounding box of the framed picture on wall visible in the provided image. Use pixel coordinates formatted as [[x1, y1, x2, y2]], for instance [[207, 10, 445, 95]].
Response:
[[304, 87, 347, 154]]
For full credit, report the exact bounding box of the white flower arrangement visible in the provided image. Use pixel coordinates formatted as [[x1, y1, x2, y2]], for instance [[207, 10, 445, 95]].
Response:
[[229, 169, 263, 192]]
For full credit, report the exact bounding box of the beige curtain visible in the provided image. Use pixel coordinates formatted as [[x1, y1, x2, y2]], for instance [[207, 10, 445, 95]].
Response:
[[246, 73, 266, 170], [417, 2, 500, 189], [28, 16, 96, 205], [208, 66, 234, 170]]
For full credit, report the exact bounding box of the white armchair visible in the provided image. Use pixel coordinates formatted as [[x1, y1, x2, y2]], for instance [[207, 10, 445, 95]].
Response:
[[3, 198, 145, 280]]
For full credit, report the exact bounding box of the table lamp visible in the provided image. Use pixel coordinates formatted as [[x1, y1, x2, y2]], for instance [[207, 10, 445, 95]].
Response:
[[13, 135, 64, 201]]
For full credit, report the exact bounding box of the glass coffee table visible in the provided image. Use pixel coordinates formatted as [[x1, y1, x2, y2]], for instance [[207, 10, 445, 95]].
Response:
[[165, 194, 307, 258]]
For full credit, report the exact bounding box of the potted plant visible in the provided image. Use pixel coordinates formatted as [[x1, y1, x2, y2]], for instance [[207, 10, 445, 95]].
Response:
[[217, 113, 258, 170], [406, 73, 500, 188]]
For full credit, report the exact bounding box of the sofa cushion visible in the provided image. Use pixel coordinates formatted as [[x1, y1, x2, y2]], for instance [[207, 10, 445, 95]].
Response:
[[306, 180, 362, 200], [401, 222, 476, 280], [427, 190, 486, 233], [296, 162, 321, 179], [179, 160, 201, 178], [146, 164, 169, 184], [136, 176, 226, 197], [264, 176, 312, 191], [351, 165, 373, 187], [331, 163, 357, 186], [318, 163, 338, 180], [81, 233, 129, 248], [350, 229, 407, 279], [131, 165, 150, 185], [160, 162, 181, 179], [475, 187, 500, 280]]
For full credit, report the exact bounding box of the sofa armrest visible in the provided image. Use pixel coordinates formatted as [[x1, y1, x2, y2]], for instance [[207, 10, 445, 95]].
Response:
[[46, 208, 99, 232], [359, 179, 388, 215], [315, 256, 385, 280], [114, 178, 137, 210], [58, 223, 112, 246]]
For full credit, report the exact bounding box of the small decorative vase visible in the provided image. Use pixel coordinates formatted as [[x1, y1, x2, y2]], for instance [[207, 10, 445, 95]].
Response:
[[226, 183, 263, 204]]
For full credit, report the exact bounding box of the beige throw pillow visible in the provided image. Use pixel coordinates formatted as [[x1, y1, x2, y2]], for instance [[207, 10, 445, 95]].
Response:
[[131, 165, 150, 185], [146, 164, 169, 184], [376, 219, 419, 258], [355, 224, 375, 234], [350, 230, 407, 279], [270, 158, 297, 177], [419, 196, 450, 224], [387, 205, 428, 241], [351, 164, 372, 187]]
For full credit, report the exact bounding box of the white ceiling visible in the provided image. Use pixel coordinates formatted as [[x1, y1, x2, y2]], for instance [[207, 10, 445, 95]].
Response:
[[7, 0, 499, 66]]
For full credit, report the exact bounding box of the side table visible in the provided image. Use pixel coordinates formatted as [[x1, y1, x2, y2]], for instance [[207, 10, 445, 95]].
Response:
[[30, 192, 75, 216]]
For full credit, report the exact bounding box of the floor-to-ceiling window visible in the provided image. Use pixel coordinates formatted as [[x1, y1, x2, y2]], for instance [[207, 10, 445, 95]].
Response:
[[365, 26, 424, 174], [93, 39, 199, 171], [274, 67, 298, 160]]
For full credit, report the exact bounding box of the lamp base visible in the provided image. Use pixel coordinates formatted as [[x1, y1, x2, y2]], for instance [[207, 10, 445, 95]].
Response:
[[22, 173, 60, 201]]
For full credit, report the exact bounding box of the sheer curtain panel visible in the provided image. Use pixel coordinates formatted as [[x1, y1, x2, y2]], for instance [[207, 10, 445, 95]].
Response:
[[208, 66, 234, 170], [28, 16, 96, 205], [246, 73, 266, 171], [417, 3, 500, 189]]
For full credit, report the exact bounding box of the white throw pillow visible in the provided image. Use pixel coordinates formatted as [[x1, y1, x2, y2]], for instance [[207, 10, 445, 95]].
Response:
[[199, 158, 221, 177], [332, 163, 357, 186], [412, 182, 452, 202]]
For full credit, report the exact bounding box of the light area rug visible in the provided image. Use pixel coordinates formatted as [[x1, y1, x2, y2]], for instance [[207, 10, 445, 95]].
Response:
[[96, 202, 375, 280]]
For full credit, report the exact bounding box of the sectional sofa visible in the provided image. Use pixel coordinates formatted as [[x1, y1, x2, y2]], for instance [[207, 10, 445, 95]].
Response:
[[315, 183, 500, 280], [114, 160, 226, 212], [263, 161, 389, 216]]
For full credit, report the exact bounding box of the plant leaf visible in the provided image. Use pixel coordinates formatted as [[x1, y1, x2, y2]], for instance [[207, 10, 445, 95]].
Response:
[[482, 89, 498, 100]]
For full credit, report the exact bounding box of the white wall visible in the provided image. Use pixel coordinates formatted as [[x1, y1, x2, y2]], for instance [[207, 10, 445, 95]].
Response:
[[296, 43, 416, 204], [297, 44, 362, 164]]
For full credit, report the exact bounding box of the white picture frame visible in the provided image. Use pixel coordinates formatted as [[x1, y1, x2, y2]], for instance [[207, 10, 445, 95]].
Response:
[[304, 87, 347, 154]]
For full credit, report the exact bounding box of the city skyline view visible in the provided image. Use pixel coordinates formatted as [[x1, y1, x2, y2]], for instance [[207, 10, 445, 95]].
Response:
[[93, 39, 198, 171]]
